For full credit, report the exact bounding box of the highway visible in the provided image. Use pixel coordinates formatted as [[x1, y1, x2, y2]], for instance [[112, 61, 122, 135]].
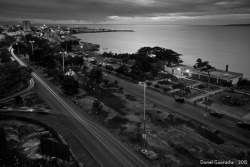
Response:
[[9, 47, 250, 166], [103, 72, 250, 145], [10, 48, 151, 167]]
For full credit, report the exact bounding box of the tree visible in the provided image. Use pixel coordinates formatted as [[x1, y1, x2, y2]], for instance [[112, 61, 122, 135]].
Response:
[[0, 62, 32, 95], [116, 65, 129, 75], [137, 46, 183, 67], [61, 76, 79, 95], [40, 54, 56, 69], [33, 48, 44, 62], [0, 128, 7, 148], [0, 48, 12, 63], [131, 54, 152, 73], [193, 58, 203, 68], [88, 68, 103, 84], [92, 99, 103, 113], [15, 95, 23, 104], [156, 48, 183, 67]]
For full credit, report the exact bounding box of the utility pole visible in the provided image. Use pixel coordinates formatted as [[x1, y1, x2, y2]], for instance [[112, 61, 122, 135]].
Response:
[[103, 48, 108, 63]]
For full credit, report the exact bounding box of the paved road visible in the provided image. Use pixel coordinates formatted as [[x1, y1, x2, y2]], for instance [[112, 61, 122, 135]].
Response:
[[10, 48, 151, 167], [104, 72, 250, 145], [0, 79, 34, 102]]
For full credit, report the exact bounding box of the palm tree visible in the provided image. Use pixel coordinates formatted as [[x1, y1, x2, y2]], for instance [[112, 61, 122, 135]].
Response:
[[194, 58, 203, 68], [200, 63, 216, 109]]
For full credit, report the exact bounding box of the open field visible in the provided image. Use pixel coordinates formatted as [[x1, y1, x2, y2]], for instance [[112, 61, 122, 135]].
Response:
[[72, 78, 250, 166], [204, 91, 250, 117], [176, 78, 199, 86], [194, 83, 221, 92]]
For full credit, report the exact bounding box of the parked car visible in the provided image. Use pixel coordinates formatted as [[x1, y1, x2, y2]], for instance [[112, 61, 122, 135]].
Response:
[[210, 111, 223, 118], [175, 97, 184, 103], [237, 122, 250, 130], [97, 63, 102, 67]]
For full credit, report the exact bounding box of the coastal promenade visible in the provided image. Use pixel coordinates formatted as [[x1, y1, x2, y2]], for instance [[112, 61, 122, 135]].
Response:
[[91, 53, 250, 123]]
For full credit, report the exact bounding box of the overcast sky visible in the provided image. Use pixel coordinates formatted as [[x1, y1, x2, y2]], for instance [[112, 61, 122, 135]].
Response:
[[0, 0, 250, 25]]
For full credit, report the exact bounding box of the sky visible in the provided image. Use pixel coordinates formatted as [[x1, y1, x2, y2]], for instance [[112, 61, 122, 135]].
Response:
[[0, 0, 250, 25]]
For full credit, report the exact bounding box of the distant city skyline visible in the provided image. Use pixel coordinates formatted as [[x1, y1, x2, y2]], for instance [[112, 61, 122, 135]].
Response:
[[0, 0, 250, 25]]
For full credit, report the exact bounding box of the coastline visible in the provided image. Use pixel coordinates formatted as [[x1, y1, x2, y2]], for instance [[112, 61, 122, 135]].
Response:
[[71, 24, 250, 79]]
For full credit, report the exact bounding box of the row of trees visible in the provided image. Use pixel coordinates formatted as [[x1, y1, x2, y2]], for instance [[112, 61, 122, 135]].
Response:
[[0, 62, 32, 95], [104, 46, 183, 81]]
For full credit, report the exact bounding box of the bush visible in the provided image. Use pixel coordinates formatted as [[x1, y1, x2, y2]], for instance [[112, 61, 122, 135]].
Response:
[[92, 99, 103, 112], [237, 79, 250, 87], [146, 81, 152, 86], [172, 83, 184, 89], [163, 87, 171, 92], [154, 84, 160, 88], [158, 80, 170, 85], [102, 79, 109, 85], [222, 81, 233, 87]]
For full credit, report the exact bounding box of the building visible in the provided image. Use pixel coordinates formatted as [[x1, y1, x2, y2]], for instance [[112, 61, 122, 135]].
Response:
[[22, 21, 31, 32], [165, 64, 243, 85]]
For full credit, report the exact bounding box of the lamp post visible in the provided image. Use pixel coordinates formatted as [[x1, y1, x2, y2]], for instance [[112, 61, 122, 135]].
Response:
[[139, 81, 147, 151], [29, 41, 35, 62], [64, 37, 68, 52], [23, 33, 26, 42], [103, 48, 108, 63], [60, 51, 67, 73], [16, 43, 19, 54]]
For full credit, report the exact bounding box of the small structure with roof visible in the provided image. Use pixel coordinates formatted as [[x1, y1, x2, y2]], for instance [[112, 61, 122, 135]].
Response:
[[165, 64, 243, 85], [65, 69, 76, 77]]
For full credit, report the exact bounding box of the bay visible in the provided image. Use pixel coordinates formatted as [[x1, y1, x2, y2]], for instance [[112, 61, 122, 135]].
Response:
[[73, 24, 250, 79]]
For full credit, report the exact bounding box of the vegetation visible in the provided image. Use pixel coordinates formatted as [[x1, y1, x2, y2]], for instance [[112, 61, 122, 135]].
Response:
[[0, 62, 32, 95], [0, 48, 12, 63], [238, 79, 250, 87], [88, 68, 103, 84], [92, 99, 103, 113], [61, 76, 79, 95]]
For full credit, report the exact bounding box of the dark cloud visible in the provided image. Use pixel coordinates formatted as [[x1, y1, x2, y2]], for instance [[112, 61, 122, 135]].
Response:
[[0, 0, 249, 24]]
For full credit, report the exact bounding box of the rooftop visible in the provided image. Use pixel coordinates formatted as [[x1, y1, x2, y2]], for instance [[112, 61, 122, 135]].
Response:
[[169, 64, 243, 79]]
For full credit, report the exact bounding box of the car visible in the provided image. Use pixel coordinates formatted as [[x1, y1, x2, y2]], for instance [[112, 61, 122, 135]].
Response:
[[175, 97, 184, 103], [210, 111, 223, 118], [237, 122, 250, 130]]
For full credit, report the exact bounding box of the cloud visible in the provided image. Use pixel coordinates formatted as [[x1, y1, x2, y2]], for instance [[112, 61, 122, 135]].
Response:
[[0, 0, 249, 24]]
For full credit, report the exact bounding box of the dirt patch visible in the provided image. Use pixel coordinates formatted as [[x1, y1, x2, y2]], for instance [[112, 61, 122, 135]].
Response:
[[74, 84, 250, 166], [0, 119, 72, 167], [206, 91, 250, 117]]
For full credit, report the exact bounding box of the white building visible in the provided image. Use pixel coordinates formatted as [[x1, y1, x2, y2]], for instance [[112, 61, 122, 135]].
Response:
[[165, 64, 243, 85]]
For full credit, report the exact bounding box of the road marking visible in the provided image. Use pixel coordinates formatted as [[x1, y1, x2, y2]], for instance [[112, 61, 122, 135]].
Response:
[[10, 48, 149, 166], [33, 73, 132, 167]]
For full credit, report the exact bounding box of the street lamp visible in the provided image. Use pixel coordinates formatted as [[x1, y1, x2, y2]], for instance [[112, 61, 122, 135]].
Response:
[[16, 43, 19, 53], [64, 37, 68, 52], [103, 48, 108, 63], [60, 51, 67, 73], [23, 33, 26, 42], [139, 81, 147, 151], [29, 41, 35, 62]]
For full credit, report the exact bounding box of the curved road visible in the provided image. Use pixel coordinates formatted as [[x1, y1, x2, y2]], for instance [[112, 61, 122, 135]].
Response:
[[10, 48, 150, 167]]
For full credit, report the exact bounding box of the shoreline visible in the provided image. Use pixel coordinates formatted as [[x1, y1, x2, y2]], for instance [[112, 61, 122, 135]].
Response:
[[71, 32, 249, 79]]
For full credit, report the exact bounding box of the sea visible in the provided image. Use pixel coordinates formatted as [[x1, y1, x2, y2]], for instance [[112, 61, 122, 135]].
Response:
[[73, 24, 250, 79]]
